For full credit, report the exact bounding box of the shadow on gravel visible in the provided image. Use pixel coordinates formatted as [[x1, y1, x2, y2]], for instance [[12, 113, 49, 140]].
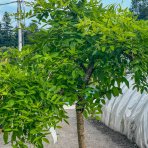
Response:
[[89, 120, 139, 148]]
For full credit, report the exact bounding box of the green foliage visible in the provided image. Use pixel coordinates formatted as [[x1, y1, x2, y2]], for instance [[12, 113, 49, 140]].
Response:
[[0, 0, 148, 147], [0, 48, 68, 147], [30, 0, 148, 97], [23, 22, 39, 45]]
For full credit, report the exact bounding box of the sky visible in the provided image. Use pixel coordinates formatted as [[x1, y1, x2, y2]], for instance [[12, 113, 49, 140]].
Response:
[[0, 0, 131, 26], [102, 0, 131, 8]]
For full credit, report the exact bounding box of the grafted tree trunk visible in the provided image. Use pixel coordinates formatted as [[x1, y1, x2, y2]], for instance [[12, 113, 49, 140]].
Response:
[[76, 107, 86, 148]]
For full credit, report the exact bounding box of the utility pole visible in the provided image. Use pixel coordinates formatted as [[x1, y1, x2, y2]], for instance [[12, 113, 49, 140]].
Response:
[[17, 0, 22, 51]]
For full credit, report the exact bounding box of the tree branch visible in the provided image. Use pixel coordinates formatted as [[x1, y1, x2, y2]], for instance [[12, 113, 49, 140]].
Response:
[[74, 60, 87, 72], [84, 61, 94, 85], [79, 63, 87, 72]]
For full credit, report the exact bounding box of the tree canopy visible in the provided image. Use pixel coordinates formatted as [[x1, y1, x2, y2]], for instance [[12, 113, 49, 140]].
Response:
[[0, 12, 16, 47], [131, 0, 148, 20]]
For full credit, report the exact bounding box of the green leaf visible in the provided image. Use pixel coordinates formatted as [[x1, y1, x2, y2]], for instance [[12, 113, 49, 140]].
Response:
[[95, 116, 101, 120], [15, 91, 25, 96], [106, 92, 111, 99], [110, 46, 114, 51], [33, 136, 42, 142], [72, 70, 77, 78], [102, 47, 106, 52], [64, 119, 69, 125], [101, 99, 106, 105], [56, 126, 62, 129], [7, 100, 15, 107], [112, 87, 119, 97], [42, 137, 50, 144], [3, 132, 8, 144], [12, 131, 17, 141], [122, 77, 129, 88]]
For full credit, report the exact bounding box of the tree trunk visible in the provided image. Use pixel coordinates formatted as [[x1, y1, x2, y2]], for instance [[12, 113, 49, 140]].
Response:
[[76, 61, 94, 148], [76, 108, 86, 148]]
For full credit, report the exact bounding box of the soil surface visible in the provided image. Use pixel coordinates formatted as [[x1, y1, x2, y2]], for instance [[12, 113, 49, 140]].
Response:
[[89, 120, 138, 148], [0, 109, 138, 148]]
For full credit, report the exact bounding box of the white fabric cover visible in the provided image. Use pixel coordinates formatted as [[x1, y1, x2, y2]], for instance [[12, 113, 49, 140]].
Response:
[[101, 79, 148, 148]]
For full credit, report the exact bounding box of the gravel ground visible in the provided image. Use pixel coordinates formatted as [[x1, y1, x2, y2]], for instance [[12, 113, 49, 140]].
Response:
[[0, 109, 138, 148], [89, 120, 138, 148]]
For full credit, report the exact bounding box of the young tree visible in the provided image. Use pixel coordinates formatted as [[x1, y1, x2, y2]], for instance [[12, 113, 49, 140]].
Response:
[[131, 0, 148, 19], [27, 0, 148, 147], [0, 0, 147, 148]]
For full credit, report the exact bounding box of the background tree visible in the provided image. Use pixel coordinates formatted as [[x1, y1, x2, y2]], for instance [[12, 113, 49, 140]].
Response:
[[0, 12, 38, 48], [29, 1, 148, 147], [0, 12, 17, 47], [131, 0, 148, 19], [0, 22, 2, 46], [1, 12, 15, 47]]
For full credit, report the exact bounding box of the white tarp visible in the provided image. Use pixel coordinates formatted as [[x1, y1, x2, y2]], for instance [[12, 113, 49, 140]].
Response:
[[101, 79, 148, 148]]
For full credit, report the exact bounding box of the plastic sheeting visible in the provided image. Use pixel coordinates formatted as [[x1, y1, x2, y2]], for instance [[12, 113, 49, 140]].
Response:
[[101, 78, 148, 148]]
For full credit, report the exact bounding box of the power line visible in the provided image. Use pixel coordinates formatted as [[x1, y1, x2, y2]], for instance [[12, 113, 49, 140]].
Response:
[[0, 0, 31, 6], [0, 1, 17, 6]]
